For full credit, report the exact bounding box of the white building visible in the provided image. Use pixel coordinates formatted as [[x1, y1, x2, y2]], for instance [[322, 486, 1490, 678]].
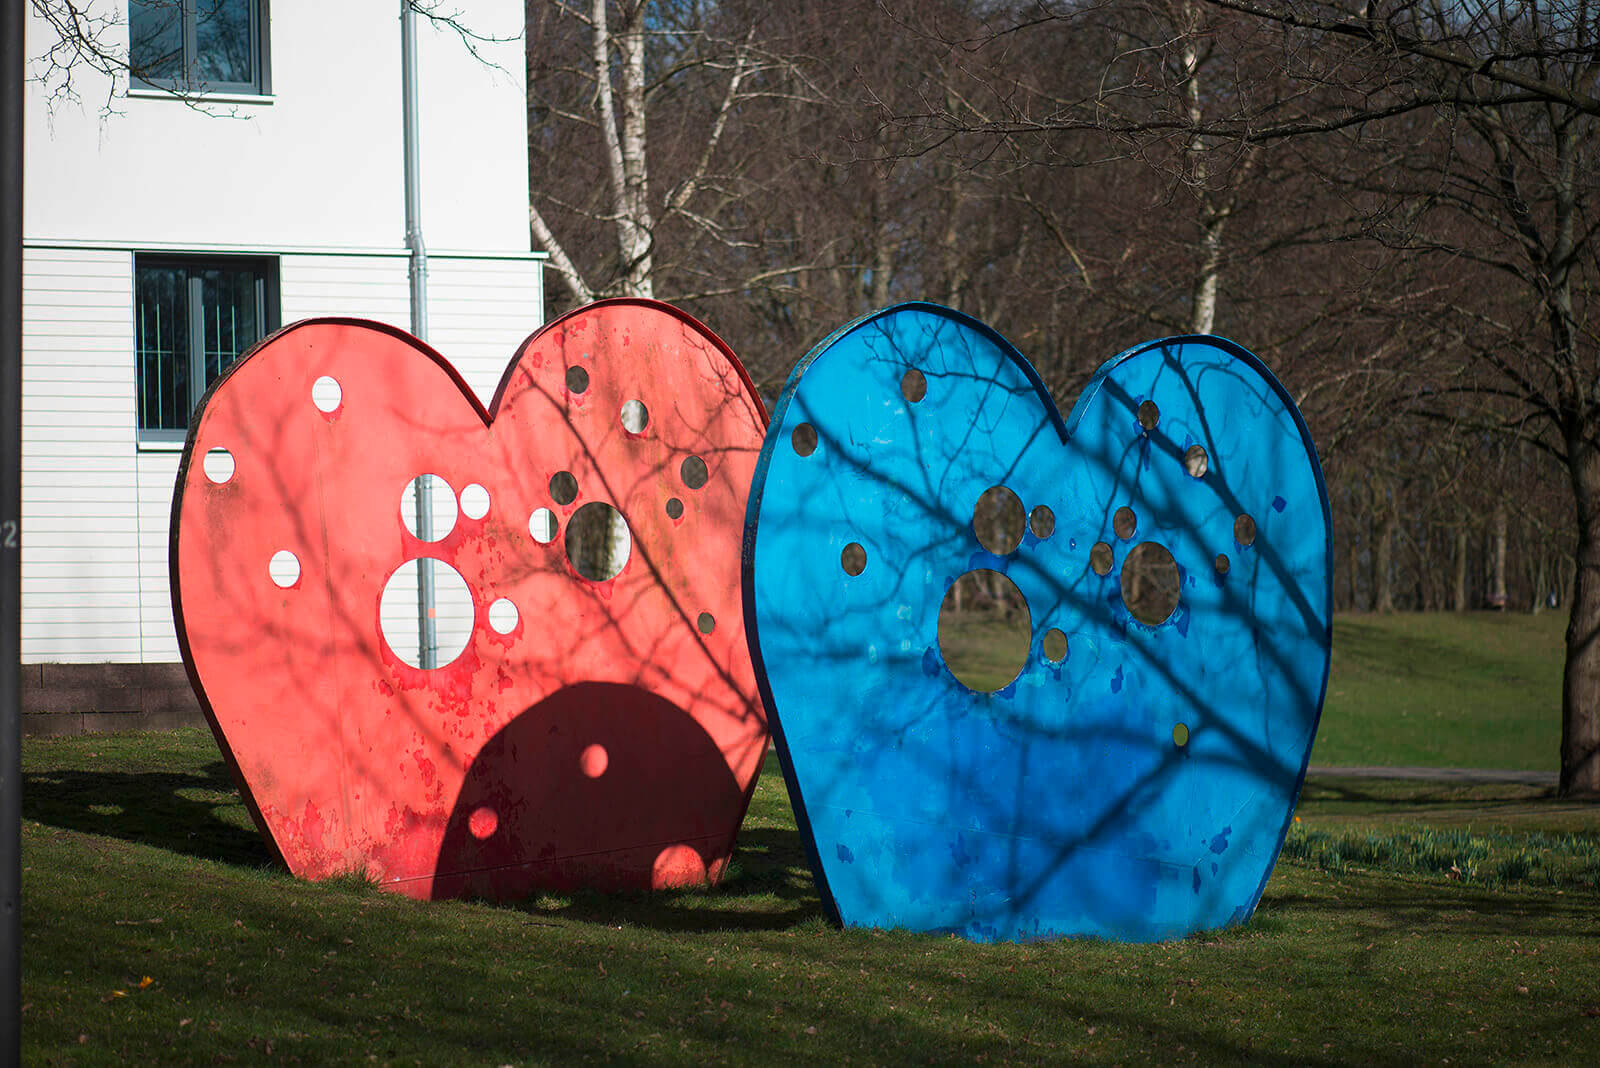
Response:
[[21, 1, 545, 728]]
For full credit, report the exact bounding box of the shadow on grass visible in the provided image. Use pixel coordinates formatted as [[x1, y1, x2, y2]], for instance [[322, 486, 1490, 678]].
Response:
[[1299, 777, 1593, 819], [23, 761, 274, 869], [504, 826, 829, 933], [21, 759, 828, 930], [1262, 876, 1600, 940]]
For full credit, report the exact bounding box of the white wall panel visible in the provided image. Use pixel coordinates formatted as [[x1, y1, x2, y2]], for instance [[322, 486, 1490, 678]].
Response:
[[20, 248, 143, 663]]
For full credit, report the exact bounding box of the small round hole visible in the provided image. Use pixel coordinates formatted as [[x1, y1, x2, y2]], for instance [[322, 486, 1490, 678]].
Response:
[[565, 501, 631, 581], [268, 550, 300, 588], [579, 743, 609, 779], [621, 399, 649, 433], [566, 365, 590, 394], [1113, 506, 1137, 540], [1138, 399, 1160, 430], [1215, 553, 1230, 575], [1042, 628, 1068, 663], [529, 508, 558, 543], [841, 542, 867, 576], [973, 486, 1026, 555], [697, 612, 715, 635], [377, 557, 475, 669], [901, 368, 927, 403], [938, 569, 1032, 693], [202, 447, 235, 484], [1184, 444, 1209, 478], [681, 455, 709, 490], [665, 497, 684, 520], [1120, 541, 1181, 625], [459, 483, 490, 520], [1234, 514, 1257, 547], [400, 474, 458, 541], [1029, 505, 1055, 540], [549, 471, 579, 506], [487, 598, 519, 634], [311, 376, 342, 413], [1173, 722, 1190, 748], [792, 423, 818, 457], [1090, 542, 1114, 577], [468, 806, 498, 840]]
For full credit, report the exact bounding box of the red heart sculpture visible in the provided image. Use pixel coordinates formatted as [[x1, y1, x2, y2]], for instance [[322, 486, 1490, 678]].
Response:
[[172, 300, 770, 899]]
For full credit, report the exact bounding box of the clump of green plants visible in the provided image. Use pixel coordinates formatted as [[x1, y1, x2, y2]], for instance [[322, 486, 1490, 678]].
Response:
[[1283, 823, 1600, 891]]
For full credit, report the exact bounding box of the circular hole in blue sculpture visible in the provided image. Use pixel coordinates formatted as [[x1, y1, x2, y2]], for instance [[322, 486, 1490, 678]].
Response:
[[1120, 541, 1180, 625], [841, 542, 867, 576], [938, 569, 1032, 693], [973, 486, 1026, 555]]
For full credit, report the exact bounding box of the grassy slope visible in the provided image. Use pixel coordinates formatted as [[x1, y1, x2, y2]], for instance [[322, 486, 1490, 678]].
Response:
[[21, 730, 1600, 1065], [1315, 612, 1567, 770]]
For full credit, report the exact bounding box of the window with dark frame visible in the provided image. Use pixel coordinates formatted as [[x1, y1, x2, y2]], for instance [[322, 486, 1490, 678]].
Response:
[[129, 0, 269, 95], [135, 255, 279, 441]]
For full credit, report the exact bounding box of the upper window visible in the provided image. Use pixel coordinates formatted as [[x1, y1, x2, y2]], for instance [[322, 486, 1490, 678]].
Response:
[[129, 1, 270, 95], [135, 255, 279, 442]]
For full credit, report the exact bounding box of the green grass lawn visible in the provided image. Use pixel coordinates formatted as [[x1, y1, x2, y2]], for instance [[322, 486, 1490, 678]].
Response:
[[20, 729, 1600, 1064], [1316, 612, 1567, 770]]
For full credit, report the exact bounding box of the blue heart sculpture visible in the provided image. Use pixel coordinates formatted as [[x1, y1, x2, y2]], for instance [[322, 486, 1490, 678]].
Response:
[[743, 304, 1330, 942]]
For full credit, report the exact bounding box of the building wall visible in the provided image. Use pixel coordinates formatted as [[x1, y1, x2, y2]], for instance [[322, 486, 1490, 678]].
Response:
[[20, 1, 544, 692], [23, 0, 531, 253]]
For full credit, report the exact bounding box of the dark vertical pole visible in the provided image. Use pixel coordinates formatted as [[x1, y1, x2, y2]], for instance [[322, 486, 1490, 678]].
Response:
[[0, 0, 24, 1061]]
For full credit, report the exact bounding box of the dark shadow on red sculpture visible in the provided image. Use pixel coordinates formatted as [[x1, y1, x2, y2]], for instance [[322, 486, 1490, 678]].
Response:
[[432, 682, 746, 900]]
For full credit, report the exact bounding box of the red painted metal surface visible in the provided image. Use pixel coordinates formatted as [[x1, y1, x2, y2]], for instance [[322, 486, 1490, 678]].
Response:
[[171, 301, 770, 899]]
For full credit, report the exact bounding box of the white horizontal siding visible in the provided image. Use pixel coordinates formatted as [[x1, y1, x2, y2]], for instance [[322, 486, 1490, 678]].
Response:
[[426, 256, 544, 407], [136, 450, 183, 663], [21, 247, 144, 664]]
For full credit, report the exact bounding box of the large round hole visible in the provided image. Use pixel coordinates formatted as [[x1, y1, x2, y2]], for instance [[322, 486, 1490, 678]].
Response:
[[1184, 444, 1209, 478], [400, 474, 458, 541], [621, 399, 649, 434], [1120, 541, 1181, 625], [1090, 541, 1114, 576], [901, 368, 927, 403], [937, 569, 1032, 693], [792, 423, 818, 457], [1138, 399, 1160, 430], [681, 455, 709, 489], [1041, 628, 1068, 663], [1113, 506, 1138, 540], [566, 365, 589, 394], [1235, 514, 1257, 547], [973, 486, 1026, 555], [549, 471, 579, 506], [841, 542, 867, 576], [378, 557, 475, 669], [565, 501, 631, 581]]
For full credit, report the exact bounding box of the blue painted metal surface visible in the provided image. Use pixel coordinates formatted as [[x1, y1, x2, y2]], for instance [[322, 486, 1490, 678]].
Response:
[[742, 304, 1331, 942]]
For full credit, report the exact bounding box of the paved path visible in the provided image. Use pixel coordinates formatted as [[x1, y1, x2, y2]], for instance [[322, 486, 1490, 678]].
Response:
[[1308, 765, 1558, 787]]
